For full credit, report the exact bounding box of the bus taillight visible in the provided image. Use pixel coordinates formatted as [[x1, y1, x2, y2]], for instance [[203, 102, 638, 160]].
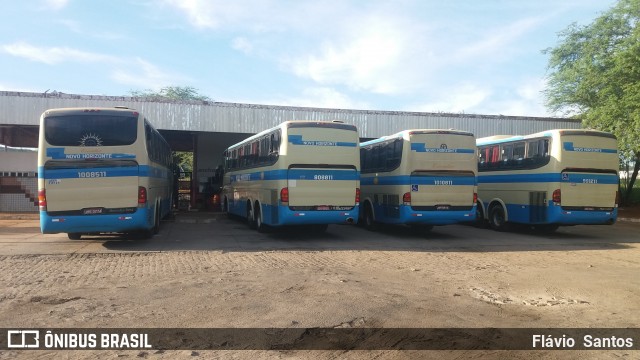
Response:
[[403, 192, 411, 205], [552, 189, 561, 204], [280, 187, 289, 204], [473, 192, 478, 204], [38, 189, 47, 211], [138, 186, 147, 206], [615, 190, 619, 207], [355, 188, 360, 204]]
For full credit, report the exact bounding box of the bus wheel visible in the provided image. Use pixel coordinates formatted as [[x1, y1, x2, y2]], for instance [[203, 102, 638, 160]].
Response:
[[489, 204, 509, 231], [475, 203, 487, 228], [364, 203, 377, 231], [68, 233, 82, 240], [247, 202, 256, 229], [152, 206, 160, 234], [255, 205, 269, 233]]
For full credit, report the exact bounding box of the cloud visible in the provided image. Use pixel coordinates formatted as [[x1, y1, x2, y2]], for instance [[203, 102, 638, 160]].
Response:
[[2, 42, 119, 65], [110, 58, 190, 90], [287, 15, 418, 95], [2, 41, 188, 92], [261, 87, 370, 110], [412, 84, 493, 114], [411, 78, 552, 117], [43, 0, 69, 11], [453, 16, 547, 62], [231, 37, 253, 54]]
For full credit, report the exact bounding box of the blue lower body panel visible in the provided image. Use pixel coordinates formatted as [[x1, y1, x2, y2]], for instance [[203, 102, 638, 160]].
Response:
[[504, 203, 617, 225], [40, 208, 152, 234], [262, 204, 359, 226], [227, 199, 358, 226], [374, 204, 476, 225]]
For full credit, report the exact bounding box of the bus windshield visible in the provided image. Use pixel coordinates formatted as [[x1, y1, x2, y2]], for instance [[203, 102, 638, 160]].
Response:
[[44, 115, 137, 146]]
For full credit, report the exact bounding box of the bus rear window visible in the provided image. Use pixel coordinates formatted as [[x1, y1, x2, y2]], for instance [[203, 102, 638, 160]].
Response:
[[44, 115, 137, 146]]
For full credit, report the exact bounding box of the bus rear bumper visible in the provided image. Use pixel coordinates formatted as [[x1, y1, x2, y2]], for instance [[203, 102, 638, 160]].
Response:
[[373, 204, 476, 225], [547, 206, 618, 225], [39, 208, 151, 234], [263, 205, 359, 226], [504, 203, 617, 225]]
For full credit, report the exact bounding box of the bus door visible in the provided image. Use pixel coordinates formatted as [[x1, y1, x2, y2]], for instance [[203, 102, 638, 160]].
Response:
[[409, 171, 475, 210], [43, 159, 139, 214], [287, 166, 357, 209]]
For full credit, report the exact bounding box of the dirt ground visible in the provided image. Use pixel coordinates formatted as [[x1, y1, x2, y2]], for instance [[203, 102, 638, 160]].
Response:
[[0, 212, 639, 359]]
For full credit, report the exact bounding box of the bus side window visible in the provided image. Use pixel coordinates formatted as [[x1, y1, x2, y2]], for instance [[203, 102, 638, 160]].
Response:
[[478, 147, 487, 170], [512, 142, 525, 167], [501, 144, 513, 168]]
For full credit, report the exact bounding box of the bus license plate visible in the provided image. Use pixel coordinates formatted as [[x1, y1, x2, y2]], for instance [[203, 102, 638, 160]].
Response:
[[316, 206, 330, 211], [83, 208, 104, 215], [436, 205, 450, 210]]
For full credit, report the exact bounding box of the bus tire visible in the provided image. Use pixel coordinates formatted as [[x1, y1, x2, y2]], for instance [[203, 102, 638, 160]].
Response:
[[247, 201, 256, 229], [255, 203, 269, 233], [152, 206, 160, 235], [363, 202, 377, 231], [67, 233, 81, 240], [489, 204, 509, 231], [475, 202, 487, 228]]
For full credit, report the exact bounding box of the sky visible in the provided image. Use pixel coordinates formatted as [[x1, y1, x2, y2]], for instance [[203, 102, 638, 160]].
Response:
[[0, 0, 618, 117]]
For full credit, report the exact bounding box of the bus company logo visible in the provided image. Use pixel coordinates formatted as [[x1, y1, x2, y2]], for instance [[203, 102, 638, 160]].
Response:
[[562, 173, 569, 181], [7, 330, 40, 348], [79, 133, 103, 147], [440, 144, 448, 149]]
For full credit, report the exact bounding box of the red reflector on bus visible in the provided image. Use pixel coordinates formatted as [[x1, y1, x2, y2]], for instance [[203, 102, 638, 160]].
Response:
[[280, 187, 289, 203], [403, 192, 411, 204], [38, 189, 47, 211], [552, 189, 561, 204], [355, 188, 360, 203], [473, 192, 478, 204], [138, 186, 147, 205]]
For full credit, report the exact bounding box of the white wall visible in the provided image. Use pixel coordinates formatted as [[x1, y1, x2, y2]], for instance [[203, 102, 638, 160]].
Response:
[[0, 151, 38, 172]]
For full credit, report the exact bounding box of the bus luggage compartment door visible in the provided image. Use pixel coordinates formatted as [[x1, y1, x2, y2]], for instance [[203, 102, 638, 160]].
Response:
[[43, 160, 139, 212], [409, 171, 475, 210], [560, 171, 617, 209], [287, 166, 357, 208]]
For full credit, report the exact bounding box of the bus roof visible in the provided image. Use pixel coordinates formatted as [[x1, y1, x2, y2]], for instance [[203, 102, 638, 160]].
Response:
[[225, 120, 357, 150], [476, 128, 616, 146], [42, 107, 140, 117], [361, 129, 474, 146]]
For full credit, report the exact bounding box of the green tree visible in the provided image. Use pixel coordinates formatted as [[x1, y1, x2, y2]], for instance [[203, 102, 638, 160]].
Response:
[[129, 86, 213, 172], [544, 0, 640, 204], [129, 85, 212, 102]]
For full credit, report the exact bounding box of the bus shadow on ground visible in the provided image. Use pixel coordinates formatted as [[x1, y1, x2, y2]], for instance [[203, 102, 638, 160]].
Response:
[[99, 213, 640, 253]]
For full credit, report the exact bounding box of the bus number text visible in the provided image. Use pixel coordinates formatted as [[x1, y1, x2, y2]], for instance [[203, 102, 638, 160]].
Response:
[[78, 171, 107, 178], [434, 180, 453, 185], [314, 175, 334, 180]]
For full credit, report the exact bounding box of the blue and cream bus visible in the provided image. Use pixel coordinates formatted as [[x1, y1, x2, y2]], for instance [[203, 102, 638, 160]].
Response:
[[476, 129, 618, 232], [222, 120, 360, 232], [359, 129, 478, 231], [38, 107, 173, 239]]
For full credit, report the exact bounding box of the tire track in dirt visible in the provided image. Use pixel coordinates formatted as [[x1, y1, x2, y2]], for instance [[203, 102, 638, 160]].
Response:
[[0, 251, 417, 302]]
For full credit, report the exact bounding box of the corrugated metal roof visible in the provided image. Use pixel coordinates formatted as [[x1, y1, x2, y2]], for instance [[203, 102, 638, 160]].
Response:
[[0, 91, 581, 138]]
